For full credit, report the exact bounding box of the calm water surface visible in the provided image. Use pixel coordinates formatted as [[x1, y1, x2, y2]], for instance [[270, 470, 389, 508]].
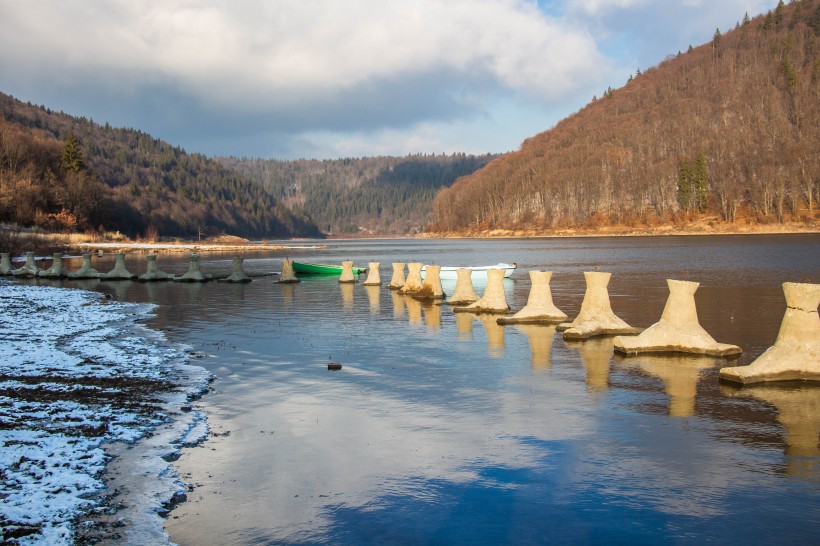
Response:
[[43, 236, 820, 544]]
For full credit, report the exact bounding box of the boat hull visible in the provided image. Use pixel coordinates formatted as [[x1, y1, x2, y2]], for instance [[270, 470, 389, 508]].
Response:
[[292, 261, 366, 276], [421, 263, 516, 280]]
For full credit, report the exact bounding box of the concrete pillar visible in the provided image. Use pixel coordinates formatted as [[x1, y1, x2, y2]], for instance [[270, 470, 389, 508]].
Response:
[[174, 253, 210, 282], [338, 261, 357, 283], [363, 262, 381, 286], [498, 271, 567, 325], [38, 253, 66, 278], [223, 256, 252, 283], [0, 253, 12, 275], [399, 263, 424, 294], [102, 253, 137, 280], [414, 265, 445, 301], [139, 254, 173, 281], [69, 253, 100, 279], [720, 282, 820, 384], [453, 269, 511, 314], [614, 279, 741, 357], [446, 268, 479, 306], [11, 252, 41, 277], [559, 271, 640, 340], [515, 324, 556, 369], [387, 262, 406, 290], [278, 258, 300, 283]]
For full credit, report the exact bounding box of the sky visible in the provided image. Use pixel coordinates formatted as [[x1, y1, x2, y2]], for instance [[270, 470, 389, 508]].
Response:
[[0, 0, 777, 160]]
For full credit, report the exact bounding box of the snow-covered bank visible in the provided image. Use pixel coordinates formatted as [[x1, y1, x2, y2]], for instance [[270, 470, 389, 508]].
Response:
[[0, 283, 210, 545]]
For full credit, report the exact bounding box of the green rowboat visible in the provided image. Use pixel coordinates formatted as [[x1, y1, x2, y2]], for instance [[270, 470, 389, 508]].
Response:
[[291, 261, 366, 276]]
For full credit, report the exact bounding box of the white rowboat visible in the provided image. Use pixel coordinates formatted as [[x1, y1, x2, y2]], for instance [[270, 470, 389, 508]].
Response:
[[421, 263, 517, 281]]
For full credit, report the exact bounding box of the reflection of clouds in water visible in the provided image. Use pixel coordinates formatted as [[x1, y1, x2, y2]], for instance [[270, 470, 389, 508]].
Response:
[[620, 354, 720, 417], [722, 384, 820, 479], [513, 324, 556, 370]]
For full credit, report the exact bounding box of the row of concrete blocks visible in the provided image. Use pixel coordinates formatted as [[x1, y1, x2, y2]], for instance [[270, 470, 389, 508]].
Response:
[[361, 261, 820, 387], [0, 251, 252, 283]]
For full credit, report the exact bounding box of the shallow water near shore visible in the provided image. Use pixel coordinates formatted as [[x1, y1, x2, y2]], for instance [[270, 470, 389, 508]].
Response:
[[24, 234, 820, 544]]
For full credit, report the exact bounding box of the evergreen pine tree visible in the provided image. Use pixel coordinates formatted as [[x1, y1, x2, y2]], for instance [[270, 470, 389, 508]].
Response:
[[60, 132, 86, 173]]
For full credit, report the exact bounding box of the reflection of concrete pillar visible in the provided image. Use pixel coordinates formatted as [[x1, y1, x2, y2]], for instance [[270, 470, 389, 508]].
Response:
[[38, 253, 66, 278], [175, 253, 212, 282], [455, 312, 474, 341], [387, 262, 406, 290], [11, 252, 40, 277], [281, 283, 295, 307], [363, 262, 381, 286], [103, 253, 137, 280], [365, 285, 381, 315], [447, 268, 479, 305], [515, 324, 555, 370], [559, 271, 640, 340], [0, 253, 12, 275], [405, 296, 423, 325], [721, 283, 820, 385], [339, 261, 357, 283], [391, 290, 406, 319], [615, 279, 741, 357], [278, 258, 300, 283], [477, 313, 506, 358], [69, 253, 100, 279], [636, 355, 718, 417], [721, 384, 820, 478], [499, 271, 567, 325], [567, 337, 614, 390], [453, 269, 512, 314], [223, 256, 251, 283], [139, 254, 174, 281], [424, 301, 442, 330], [414, 265, 445, 300], [340, 282, 354, 310], [399, 263, 424, 294]]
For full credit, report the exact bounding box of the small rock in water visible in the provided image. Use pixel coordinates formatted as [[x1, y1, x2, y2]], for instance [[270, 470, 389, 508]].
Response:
[[327, 362, 342, 371]]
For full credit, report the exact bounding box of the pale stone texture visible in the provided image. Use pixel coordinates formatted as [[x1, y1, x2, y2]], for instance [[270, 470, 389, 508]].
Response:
[[139, 254, 174, 281], [69, 253, 100, 279], [614, 279, 741, 357], [223, 256, 252, 283], [414, 265, 445, 300], [38, 253, 66, 278], [174, 254, 210, 282], [363, 262, 382, 286], [399, 263, 424, 294], [453, 269, 512, 314], [1, 253, 13, 275], [338, 261, 357, 283], [11, 251, 41, 277], [102, 253, 137, 280], [558, 271, 640, 339], [498, 271, 567, 325], [720, 282, 820, 384], [387, 262, 406, 290], [446, 268, 479, 306], [278, 259, 300, 283]]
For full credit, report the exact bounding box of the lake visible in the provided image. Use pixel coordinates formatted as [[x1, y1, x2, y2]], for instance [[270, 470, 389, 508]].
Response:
[[42, 235, 820, 544]]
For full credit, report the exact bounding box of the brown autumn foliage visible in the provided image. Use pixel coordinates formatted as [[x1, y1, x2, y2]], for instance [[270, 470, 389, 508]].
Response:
[[430, 0, 820, 233]]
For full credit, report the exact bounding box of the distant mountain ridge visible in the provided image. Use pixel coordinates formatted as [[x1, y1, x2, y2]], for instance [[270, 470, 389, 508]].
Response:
[[431, 0, 820, 233]]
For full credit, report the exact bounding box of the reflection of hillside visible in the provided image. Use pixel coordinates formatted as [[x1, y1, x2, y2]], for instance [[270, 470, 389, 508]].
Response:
[[628, 355, 720, 417], [513, 325, 555, 370], [566, 337, 613, 391], [476, 314, 505, 358], [722, 384, 820, 479]]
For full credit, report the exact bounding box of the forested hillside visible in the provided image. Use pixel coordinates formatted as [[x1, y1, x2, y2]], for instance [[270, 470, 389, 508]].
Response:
[[0, 94, 321, 238], [220, 154, 496, 235], [431, 0, 820, 233]]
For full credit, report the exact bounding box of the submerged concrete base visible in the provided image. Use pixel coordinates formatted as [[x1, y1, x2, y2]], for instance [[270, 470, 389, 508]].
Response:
[[498, 271, 567, 325], [278, 258, 300, 283], [362, 262, 382, 286], [38, 253, 66, 278], [453, 269, 512, 314], [387, 262, 406, 290], [338, 261, 357, 283], [446, 268, 479, 306], [69, 253, 100, 279], [139, 254, 174, 281], [614, 279, 741, 357], [720, 282, 820, 385], [223, 256, 252, 283], [175, 254, 211, 282], [414, 265, 445, 301], [399, 263, 424, 294], [11, 252, 41, 277], [558, 271, 640, 340], [102, 253, 137, 280]]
